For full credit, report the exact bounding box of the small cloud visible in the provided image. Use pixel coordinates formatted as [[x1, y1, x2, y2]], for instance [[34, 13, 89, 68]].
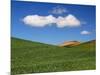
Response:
[[51, 6, 68, 14], [81, 30, 91, 35], [22, 14, 81, 28]]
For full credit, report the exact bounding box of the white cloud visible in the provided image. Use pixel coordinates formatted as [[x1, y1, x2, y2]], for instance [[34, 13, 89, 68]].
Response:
[[56, 14, 81, 28], [22, 14, 81, 28], [81, 30, 91, 35], [22, 15, 56, 27], [51, 6, 68, 14]]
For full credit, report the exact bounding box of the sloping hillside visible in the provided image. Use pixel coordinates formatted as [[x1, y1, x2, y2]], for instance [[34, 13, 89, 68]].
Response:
[[11, 37, 96, 74]]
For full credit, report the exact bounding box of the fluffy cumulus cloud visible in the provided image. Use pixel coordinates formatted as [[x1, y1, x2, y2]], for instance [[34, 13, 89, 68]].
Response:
[[22, 15, 56, 27], [51, 6, 68, 14], [56, 14, 81, 27], [22, 14, 81, 28], [81, 30, 91, 35]]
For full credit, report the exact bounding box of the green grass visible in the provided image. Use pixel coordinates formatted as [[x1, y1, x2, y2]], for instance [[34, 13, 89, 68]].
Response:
[[11, 37, 96, 75]]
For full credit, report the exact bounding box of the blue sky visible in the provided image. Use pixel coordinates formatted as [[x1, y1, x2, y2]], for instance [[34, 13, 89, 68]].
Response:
[[11, 1, 96, 45]]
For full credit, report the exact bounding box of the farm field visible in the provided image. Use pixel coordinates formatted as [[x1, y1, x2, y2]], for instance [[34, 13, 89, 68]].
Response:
[[11, 37, 96, 74]]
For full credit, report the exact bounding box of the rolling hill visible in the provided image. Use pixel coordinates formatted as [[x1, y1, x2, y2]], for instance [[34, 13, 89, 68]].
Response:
[[11, 37, 96, 74]]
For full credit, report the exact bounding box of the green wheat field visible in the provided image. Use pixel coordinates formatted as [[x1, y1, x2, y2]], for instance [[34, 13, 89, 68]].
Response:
[[11, 37, 96, 74]]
